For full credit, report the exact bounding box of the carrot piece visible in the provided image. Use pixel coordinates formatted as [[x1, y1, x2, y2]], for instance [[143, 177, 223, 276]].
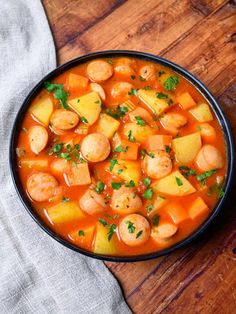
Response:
[[119, 139, 139, 160], [165, 202, 189, 224], [67, 73, 89, 91], [129, 107, 153, 124], [65, 163, 91, 186], [177, 92, 196, 110], [188, 197, 209, 219], [196, 123, 217, 142], [51, 159, 70, 174], [147, 134, 172, 151], [69, 225, 95, 250]]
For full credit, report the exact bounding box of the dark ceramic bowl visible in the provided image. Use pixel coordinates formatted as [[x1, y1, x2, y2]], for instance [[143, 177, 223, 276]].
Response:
[[9, 50, 234, 262]]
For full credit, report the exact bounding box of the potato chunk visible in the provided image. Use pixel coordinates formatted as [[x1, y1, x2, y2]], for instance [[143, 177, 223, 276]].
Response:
[[96, 113, 120, 139], [152, 170, 196, 196], [68, 92, 101, 125], [172, 132, 202, 164], [20, 158, 49, 170], [30, 96, 53, 126], [93, 223, 117, 255], [123, 122, 155, 144], [111, 160, 141, 186], [47, 201, 85, 224], [177, 92, 196, 110], [138, 89, 170, 115], [189, 103, 213, 122], [146, 195, 168, 218]]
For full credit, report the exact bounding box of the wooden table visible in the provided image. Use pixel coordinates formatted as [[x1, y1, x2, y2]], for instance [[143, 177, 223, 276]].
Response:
[[42, 1, 236, 313]]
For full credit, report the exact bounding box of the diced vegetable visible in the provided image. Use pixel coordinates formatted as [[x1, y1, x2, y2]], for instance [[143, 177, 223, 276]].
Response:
[[51, 159, 70, 174], [160, 113, 187, 135], [172, 132, 202, 164], [188, 197, 209, 219], [68, 92, 101, 125], [165, 202, 189, 224], [112, 132, 122, 151], [152, 170, 196, 196], [196, 123, 216, 142], [177, 92, 196, 110], [146, 195, 168, 218], [118, 139, 139, 161], [93, 223, 117, 255], [123, 122, 155, 144], [30, 96, 53, 126], [189, 103, 213, 122], [96, 113, 120, 139], [111, 160, 141, 185], [65, 163, 91, 186], [47, 201, 85, 224], [147, 134, 172, 151], [69, 225, 95, 250], [138, 89, 169, 115], [20, 158, 49, 170], [67, 73, 89, 91]]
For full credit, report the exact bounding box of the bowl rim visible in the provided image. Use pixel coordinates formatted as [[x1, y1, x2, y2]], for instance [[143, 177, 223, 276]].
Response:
[[9, 50, 235, 262]]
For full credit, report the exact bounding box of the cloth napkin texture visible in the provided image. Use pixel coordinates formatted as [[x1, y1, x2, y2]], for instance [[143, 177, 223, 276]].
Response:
[[0, 1, 131, 313]]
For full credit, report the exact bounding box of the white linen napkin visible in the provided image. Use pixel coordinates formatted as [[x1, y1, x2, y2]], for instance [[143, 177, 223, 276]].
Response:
[[0, 1, 131, 313]]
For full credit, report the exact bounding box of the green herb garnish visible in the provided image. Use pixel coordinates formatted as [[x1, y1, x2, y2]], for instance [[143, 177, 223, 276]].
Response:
[[131, 75, 136, 80], [98, 218, 107, 226], [111, 182, 122, 190], [109, 159, 118, 171], [152, 215, 160, 226], [139, 76, 146, 82], [135, 116, 146, 126], [179, 166, 197, 177], [142, 178, 151, 187], [125, 220, 136, 233], [44, 81, 69, 109], [78, 230, 85, 237], [95, 181, 105, 194], [163, 76, 179, 91], [156, 92, 168, 99], [142, 188, 153, 199], [146, 204, 154, 213], [128, 88, 138, 96], [62, 196, 70, 203], [81, 116, 88, 124], [107, 224, 116, 241], [165, 145, 171, 153], [128, 130, 136, 142], [136, 230, 143, 239], [175, 177, 183, 186], [125, 180, 135, 187]]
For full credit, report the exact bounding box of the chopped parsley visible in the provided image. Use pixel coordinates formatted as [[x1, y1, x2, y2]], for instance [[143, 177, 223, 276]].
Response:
[[125, 180, 135, 187], [114, 145, 129, 153], [44, 81, 69, 109], [197, 169, 218, 182], [125, 220, 136, 233], [136, 230, 143, 239], [142, 188, 153, 199], [135, 116, 146, 126], [139, 75, 146, 81], [128, 130, 136, 142], [175, 177, 183, 186], [109, 159, 118, 171], [152, 215, 160, 226], [146, 204, 154, 213], [52, 143, 64, 154], [62, 196, 70, 203], [196, 125, 202, 131], [158, 71, 165, 76], [165, 145, 171, 153], [98, 218, 107, 226], [144, 86, 152, 90], [107, 224, 117, 241], [156, 92, 168, 99], [179, 166, 197, 177], [163, 76, 179, 91], [105, 105, 128, 120], [111, 182, 122, 190], [142, 177, 151, 187], [94, 181, 105, 194], [140, 149, 155, 159], [128, 88, 138, 96], [78, 230, 85, 237], [117, 168, 123, 175], [80, 116, 88, 124], [107, 59, 113, 64], [207, 183, 225, 199], [131, 75, 136, 80]]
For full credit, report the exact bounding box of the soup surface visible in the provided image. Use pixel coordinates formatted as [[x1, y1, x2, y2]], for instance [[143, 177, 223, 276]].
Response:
[[16, 57, 227, 256]]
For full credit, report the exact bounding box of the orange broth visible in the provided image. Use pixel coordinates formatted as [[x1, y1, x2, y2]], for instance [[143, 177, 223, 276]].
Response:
[[16, 57, 227, 256]]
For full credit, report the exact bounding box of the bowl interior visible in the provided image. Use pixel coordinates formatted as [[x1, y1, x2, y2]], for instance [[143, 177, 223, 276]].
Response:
[[9, 50, 234, 262]]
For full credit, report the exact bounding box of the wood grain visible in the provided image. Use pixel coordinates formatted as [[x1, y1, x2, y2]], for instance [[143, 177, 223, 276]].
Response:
[[42, 0, 236, 313]]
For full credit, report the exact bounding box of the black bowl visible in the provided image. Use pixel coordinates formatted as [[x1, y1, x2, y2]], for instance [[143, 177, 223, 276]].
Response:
[[9, 50, 235, 262]]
